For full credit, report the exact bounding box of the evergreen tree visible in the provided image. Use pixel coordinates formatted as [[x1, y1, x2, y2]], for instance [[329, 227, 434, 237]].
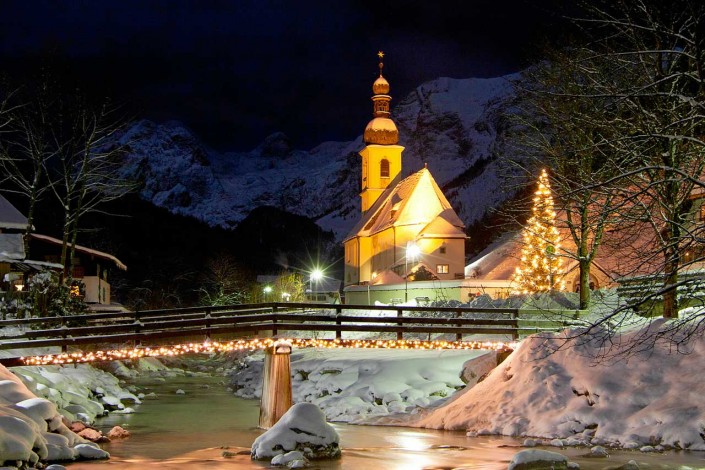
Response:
[[513, 170, 565, 294]]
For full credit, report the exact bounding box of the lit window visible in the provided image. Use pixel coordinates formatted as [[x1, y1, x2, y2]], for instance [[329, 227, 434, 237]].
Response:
[[437, 264, 449, 274], [380, 159, 390, 178]]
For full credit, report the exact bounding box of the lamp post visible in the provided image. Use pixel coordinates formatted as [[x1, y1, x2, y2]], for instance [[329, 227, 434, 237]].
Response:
[[405, 241, 420, 302], [263, 285, 272, 303], [309, 268, 323, 302]]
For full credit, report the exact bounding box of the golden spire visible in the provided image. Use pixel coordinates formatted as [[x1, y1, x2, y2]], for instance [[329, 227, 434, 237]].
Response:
[[365, 51, 397, 145]]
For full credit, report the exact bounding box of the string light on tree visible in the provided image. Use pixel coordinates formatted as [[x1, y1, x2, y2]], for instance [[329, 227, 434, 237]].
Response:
[[513, 169, 565, 294]]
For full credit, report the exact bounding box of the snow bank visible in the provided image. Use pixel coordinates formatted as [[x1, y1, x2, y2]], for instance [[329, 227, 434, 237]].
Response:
[[417, 320, 705, 450], [0, 364, 108, 467], [251, 403, 340, 461], [230, 348, 489, 422], [12, 364, 140, 423]]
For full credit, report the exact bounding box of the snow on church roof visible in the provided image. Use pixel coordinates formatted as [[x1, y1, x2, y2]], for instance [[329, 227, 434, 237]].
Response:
[[344, 167, 465, 242]]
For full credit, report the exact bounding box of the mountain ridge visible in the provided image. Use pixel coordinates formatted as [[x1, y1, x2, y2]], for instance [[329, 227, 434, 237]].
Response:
[[116, 73, 521, 241]]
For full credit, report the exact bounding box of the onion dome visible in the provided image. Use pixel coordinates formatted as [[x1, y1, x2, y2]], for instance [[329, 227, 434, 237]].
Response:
[[372, 76, 390, 95], [364, 51, 398, 145]]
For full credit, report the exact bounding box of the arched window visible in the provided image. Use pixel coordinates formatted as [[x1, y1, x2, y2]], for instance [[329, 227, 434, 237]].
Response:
[[380, 159, 390, 178]]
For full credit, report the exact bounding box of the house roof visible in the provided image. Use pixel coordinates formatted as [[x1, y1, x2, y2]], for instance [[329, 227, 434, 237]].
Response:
[[344, 167, 465, 242], [30, 233, 127, 271], [0, 233, 25, 260], [464, 230, 618, 284], [0, 194, 28, 230]]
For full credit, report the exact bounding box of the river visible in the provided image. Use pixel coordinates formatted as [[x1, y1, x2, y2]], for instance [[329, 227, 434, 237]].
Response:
[[66, 375, 705, 469]]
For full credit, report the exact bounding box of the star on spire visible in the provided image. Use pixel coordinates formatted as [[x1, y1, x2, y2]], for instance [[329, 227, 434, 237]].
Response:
[[377, 51, 384, 76], [377, 51, 384, 59]]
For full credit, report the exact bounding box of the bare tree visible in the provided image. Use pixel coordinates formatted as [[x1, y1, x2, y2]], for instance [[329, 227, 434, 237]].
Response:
[[45, 92, 136, 277], [0, 84, 54, 257]]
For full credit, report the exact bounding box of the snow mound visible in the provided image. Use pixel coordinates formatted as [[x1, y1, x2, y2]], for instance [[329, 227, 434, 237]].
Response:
[[417, 320, 705, 450], [231, 348, 485, 422], [251, 403, 340, 461]]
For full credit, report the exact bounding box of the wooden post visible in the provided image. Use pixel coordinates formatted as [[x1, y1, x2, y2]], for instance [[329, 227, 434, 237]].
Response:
[[60, 316, 68, 353], [335, 306, 342, 340], [205, 307, 212, 341], [455, 309, 462, 342], [511, 310, 519, 341], [259, 340, 292, 429], [396, 308, 403, 340]]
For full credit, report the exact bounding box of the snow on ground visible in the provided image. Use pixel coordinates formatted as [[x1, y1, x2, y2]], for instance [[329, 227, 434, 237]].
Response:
[[416, 318, 705, 451], [229, 348, 491, 422]]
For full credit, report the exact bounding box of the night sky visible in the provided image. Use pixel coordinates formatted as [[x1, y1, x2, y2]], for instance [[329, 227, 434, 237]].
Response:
[[0, 0, 564, 151]]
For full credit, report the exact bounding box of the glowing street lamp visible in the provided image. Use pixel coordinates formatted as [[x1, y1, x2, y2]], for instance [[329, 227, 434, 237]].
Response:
[[263, 285, 272, 302], [309, 268, 324, 302]]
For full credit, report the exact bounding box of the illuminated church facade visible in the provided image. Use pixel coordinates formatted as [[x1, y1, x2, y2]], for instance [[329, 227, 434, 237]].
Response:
[[343, 54, 467, 290]]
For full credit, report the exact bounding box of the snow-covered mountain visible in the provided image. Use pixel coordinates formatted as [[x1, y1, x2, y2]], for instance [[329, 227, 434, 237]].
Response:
[[117, 73, 519, 240]]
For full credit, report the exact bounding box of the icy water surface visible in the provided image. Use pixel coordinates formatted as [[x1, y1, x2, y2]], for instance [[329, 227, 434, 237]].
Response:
[[67, 375, 705, 469]]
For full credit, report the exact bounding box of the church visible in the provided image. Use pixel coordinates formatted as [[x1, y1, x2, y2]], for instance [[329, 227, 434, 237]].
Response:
[[343, 53, 467, 301]]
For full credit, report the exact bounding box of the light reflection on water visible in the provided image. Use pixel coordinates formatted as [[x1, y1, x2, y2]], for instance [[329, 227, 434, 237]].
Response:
[[66, 376, 705, 470]]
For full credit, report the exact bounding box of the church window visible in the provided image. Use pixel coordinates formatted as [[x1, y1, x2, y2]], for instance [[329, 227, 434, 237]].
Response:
[[439, 246, 446, 254], [380, 159, 390, 178], [436, 264, 449, 274]]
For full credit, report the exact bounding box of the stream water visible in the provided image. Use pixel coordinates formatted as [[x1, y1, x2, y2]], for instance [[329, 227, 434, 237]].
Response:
[[66, 375, 705, 470]]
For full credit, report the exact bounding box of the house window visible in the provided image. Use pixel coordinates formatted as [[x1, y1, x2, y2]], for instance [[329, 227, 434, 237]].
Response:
[[439, 246, 446, 254], [380, 159, 390, 178], [700, 204, 705, 221], [437, 264, 449, 274]]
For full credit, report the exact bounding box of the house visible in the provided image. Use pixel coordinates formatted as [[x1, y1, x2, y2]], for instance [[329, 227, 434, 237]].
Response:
[[463, 231, 616, 300], [343, 54, 467, 300], [0, 194, 126, 306]]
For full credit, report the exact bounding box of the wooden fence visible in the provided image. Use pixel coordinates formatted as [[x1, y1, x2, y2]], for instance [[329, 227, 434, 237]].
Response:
[[0, 303, 577, 363]]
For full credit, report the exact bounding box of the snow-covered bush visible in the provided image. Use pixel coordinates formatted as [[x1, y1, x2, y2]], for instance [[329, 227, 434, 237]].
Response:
[[27, 272, 88, 319]]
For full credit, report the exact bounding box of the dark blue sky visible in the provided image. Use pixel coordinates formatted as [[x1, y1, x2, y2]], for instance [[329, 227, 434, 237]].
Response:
[[0, 0, 561, 151]]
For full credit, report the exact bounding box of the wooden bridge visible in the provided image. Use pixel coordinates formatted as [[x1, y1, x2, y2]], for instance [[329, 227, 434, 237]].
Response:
[[0, 303, 578, 366]]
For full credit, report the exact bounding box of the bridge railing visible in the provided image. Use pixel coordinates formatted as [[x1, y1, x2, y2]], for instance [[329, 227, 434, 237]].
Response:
[[0, 303, 576, 353]]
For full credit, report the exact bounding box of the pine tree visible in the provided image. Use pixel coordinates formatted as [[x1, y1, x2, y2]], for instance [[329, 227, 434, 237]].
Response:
[[513, 169, 565, 294]]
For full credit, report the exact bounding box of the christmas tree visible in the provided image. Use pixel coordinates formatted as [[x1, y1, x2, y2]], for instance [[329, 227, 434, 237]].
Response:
[[513, 169, 565, 294]]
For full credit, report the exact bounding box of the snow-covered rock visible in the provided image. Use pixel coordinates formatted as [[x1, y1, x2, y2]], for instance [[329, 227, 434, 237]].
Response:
[[251, 403, 340, 461], [508, 449, 569, 470], [0, 364, 115, 467]]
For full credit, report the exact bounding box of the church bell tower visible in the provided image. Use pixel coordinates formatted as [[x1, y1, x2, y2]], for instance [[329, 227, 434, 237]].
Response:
[[359, 52, 404, 214]]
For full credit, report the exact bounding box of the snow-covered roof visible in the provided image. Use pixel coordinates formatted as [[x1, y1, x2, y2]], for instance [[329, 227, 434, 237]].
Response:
[[0, 194, 28, 230], [0, 233, 25, 260], [30, 233, 127, 271], [344, 167, 465, 242]]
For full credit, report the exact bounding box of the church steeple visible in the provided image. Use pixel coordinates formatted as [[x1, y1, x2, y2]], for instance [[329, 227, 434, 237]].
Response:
[[359, 52, 404, 214], [364, 51, 399, 145]]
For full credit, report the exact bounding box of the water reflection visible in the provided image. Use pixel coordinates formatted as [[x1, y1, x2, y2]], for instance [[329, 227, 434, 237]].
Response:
[[66, 376, 705, 470]]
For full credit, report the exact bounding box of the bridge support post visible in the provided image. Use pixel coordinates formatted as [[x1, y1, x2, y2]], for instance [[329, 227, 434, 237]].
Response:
[[511, 310, 519, 341], [259, 340, 292, 429]]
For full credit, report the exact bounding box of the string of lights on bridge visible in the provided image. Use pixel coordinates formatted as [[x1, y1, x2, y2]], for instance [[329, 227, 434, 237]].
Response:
[[18, 337, 515, 366]]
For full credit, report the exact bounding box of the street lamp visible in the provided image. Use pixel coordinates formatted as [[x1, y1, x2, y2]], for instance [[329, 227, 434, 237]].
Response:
[[405, 241, 420, 302], [309, 268, 323, 302], [263, 285, 272, 303]]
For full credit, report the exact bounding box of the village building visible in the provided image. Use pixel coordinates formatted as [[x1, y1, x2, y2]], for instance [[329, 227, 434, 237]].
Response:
[[0, 194, 126, 307]]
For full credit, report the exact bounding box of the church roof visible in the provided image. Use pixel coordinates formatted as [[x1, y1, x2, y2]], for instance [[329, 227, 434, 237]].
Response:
[[344, 167, 465, 242], [0, 194, 28, 230]]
